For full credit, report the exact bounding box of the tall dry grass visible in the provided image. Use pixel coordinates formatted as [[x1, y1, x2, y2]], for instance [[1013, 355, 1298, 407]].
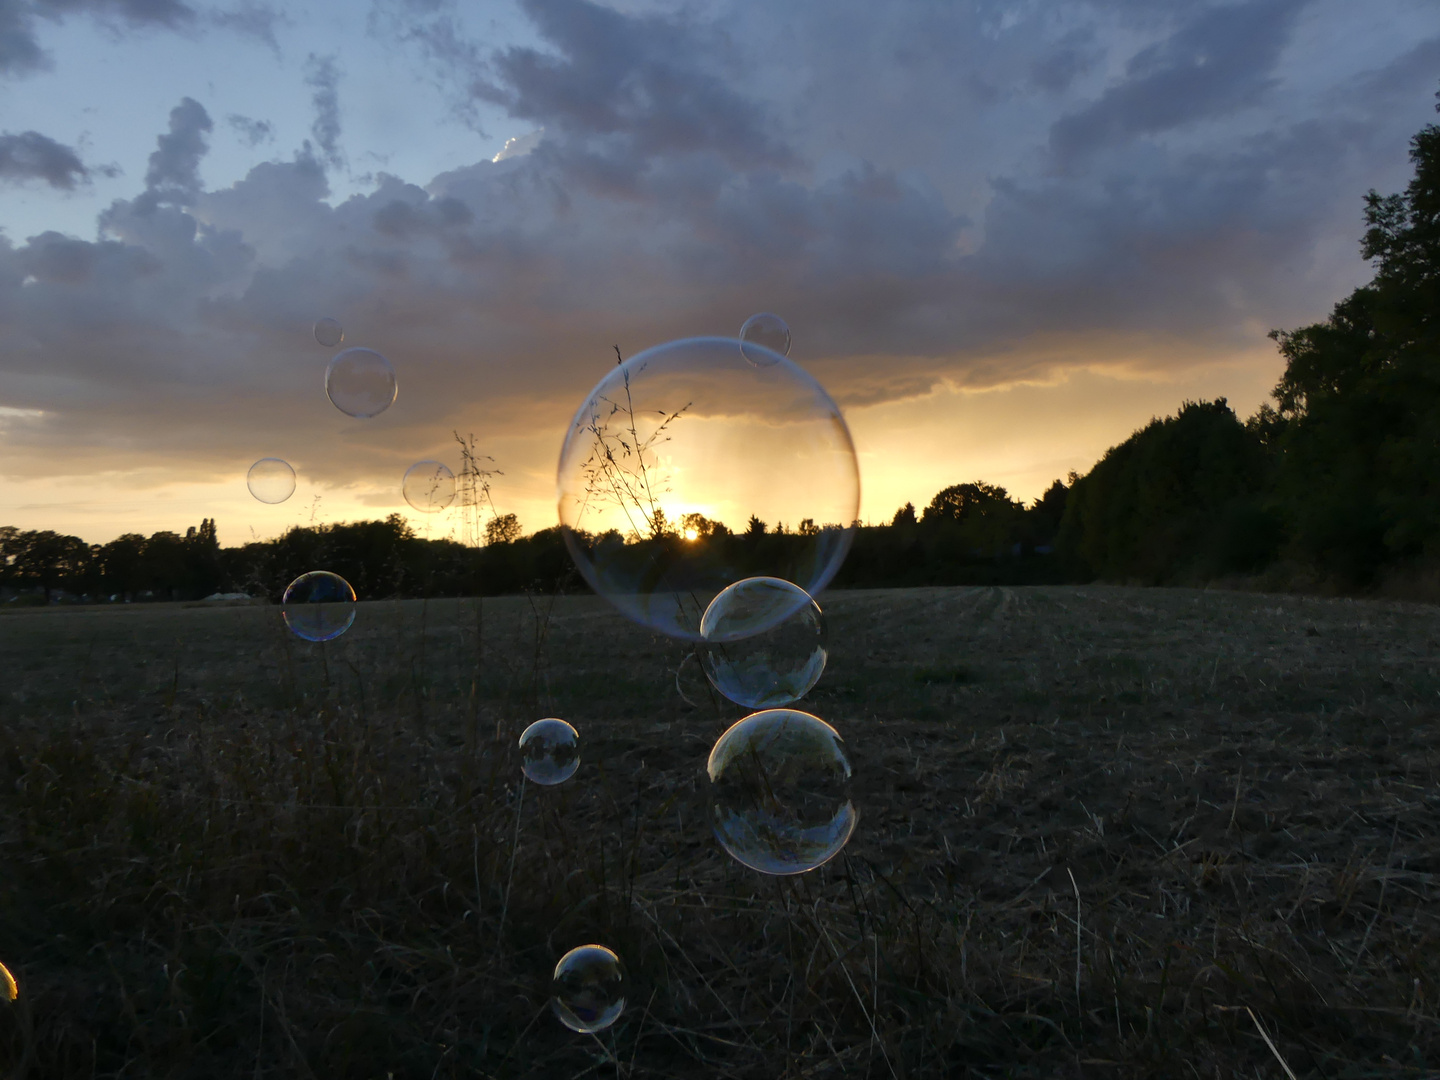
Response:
[[1, 585, 1439, 1076]]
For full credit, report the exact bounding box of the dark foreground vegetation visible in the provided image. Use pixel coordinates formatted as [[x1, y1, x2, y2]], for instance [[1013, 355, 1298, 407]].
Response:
[[1, 585, 1439, 1077]]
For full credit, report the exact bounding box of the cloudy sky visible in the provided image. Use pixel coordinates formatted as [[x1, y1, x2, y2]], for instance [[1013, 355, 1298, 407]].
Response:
[[0, 0, 1437, 545]]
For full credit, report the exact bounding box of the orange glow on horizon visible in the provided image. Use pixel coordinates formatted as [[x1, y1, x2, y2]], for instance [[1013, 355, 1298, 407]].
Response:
[[0, 349, 1284, 546]]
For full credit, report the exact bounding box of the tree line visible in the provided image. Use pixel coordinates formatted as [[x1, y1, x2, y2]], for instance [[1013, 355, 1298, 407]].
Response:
[[4, 96, 1438, 603]]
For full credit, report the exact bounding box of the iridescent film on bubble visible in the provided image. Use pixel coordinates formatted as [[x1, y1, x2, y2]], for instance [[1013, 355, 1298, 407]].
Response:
[[556, 337, 858, 641]]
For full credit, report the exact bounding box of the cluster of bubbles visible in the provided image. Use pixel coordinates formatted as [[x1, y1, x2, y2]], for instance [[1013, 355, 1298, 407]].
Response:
[[513, 719, 612, 1025], [254, 317, 465, 648], [257, 310, 852, 1037], [532, 312, 863, 1033]]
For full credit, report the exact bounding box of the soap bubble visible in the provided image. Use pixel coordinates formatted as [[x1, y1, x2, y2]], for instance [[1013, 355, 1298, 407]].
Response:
[[313, 317, 344, 347], [326, 347, 397, 418], [674, 650, 714, 709], [1, 960, 15, 1002], [701, 577, 826, 708], [552, 945, 626, 1033], [739, 312, 791, 366], [402, 460, 456, 513], [708, 708, 856, 875], [247, 457, 296, 504], [519, 718, 580, 785], [557, 337, 858, 641], [281, 571, 357, 642]]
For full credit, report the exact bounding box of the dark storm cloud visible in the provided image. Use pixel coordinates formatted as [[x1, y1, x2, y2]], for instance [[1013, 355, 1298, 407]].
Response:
[[208, 0, 282, 48], [477, 0, 792, 175], [1050, 0, 1311, 167], [3, 0, 1440, 498], [0, 0, 49, 74], [0, 129, 93, 187], [1030, 29, 1102, 96], [0, 0, 280, 77], [304, 53, 343, 170], [138, 96, 211, 208], [0, 0, 195, 75], [33, 0, 195, 28], [367, 0, 490, 131]]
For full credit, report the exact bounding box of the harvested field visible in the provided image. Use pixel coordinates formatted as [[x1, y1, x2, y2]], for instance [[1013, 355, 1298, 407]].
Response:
[[2, 584, 1439, 1077]]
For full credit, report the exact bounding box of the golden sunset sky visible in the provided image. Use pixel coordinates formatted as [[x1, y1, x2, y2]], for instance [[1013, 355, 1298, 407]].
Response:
[[1, 0, 1437, 545]]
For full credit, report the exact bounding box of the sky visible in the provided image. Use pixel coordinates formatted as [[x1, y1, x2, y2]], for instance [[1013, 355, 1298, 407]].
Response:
[[0, 0, 1437, 546]]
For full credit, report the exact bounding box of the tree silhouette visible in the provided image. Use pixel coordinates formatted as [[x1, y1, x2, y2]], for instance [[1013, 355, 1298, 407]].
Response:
[[1265, 89, 1440, 580]]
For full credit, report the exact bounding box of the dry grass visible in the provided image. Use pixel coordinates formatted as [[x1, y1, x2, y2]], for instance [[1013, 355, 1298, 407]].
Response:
[[1, 584, 1439, 1077]]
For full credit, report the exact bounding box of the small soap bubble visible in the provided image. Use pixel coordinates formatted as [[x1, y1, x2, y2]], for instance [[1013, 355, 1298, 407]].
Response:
[[708, 708, 856, 875], [739, 312, 791, 367], [519, 718, 580, 785], [701, 577, 826, 708], [326, 347, 397, 418], [247, 457, 296, 504], [674, 650, 715, 709], [314, 317, 344, 347], [281, 571, 357, 642], [557, 337, 858, 640], [402, 460, 456, 513], [1, 960, 15, 1002], [551, 945, 626, 1033]]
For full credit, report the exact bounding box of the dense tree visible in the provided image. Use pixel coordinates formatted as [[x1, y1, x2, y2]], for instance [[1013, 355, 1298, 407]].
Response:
[[1, 529, 91, 600], [1264, 96, 1440, 581], [1058, 400, 1275, 582], [95, 534, 147, 599], [922, 482, 1016, 524], [485, 513, 522, 546]]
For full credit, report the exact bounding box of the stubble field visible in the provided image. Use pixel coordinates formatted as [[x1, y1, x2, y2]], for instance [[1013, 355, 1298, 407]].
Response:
[[1, 584, 1439, 1078]]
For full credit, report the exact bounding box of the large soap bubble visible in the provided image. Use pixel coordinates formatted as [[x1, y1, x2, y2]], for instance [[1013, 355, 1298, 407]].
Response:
[[314, 317, 344, 347], [552, 945, 626, 1033], [1, 959, 15, 1002], [701, 577, 826, 708], [247, 457, 296, 504], [708, 709, 856, 875], [739, 312, 791, 366], [326, 347, 397, 418], [518, 718, 580, 785], [402, 460, 456, 513], [281, 571, 357, 642], [556, 337, 858, 641]]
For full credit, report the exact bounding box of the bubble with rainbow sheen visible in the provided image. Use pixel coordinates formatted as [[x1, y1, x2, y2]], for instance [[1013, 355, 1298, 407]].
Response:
[[519, 718, 580, 785], [556, 337, 857, 641], [551, 945, 626, 1033], [708, 708, 856, 875], [701, 576, 826, 709], [326, 347, 396, 418], [281, 571, 357, 642], [313, 317, 344, 347]]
